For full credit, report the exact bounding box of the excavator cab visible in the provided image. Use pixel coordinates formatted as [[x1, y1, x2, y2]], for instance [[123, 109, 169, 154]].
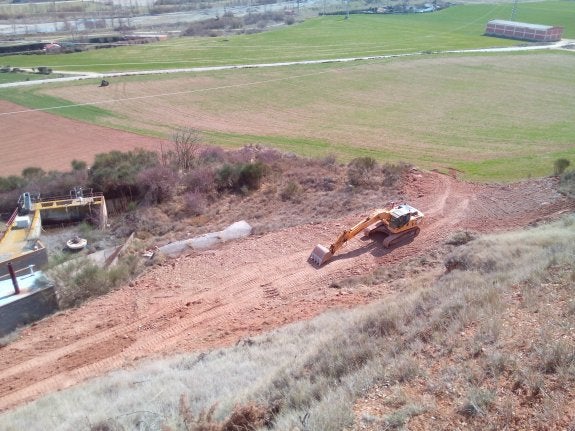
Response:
[[388, 205, 414, 229]]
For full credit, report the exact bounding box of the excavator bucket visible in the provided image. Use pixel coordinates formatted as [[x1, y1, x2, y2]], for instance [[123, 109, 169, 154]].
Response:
[[309, 244, 333, 267]]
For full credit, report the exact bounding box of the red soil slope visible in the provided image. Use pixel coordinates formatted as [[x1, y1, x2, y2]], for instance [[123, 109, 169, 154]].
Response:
[[0, 170, 572, 412]]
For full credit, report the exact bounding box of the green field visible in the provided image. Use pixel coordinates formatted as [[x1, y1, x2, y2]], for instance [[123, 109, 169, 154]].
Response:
[[1, 2, 573, 73], [2, 1, 574, 182], [0, 71, 54, 84]]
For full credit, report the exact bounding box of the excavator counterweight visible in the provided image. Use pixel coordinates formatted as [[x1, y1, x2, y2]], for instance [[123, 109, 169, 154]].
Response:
[[308, 203, 424, 267]]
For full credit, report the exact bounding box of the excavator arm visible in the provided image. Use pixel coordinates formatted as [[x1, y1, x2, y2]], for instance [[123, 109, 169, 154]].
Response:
[[327, 210, 391, 254], [309, 209, 391, 267]]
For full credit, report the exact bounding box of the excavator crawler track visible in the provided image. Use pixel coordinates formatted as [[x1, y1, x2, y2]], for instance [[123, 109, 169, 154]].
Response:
[[382, 227, 420, 248]]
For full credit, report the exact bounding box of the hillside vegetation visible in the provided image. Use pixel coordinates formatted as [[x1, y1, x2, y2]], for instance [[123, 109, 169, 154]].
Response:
[[1, 215, 573, 430]]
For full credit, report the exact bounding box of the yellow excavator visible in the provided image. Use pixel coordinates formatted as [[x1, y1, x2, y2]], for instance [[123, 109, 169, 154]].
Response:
[[309, 203, 424, 267]]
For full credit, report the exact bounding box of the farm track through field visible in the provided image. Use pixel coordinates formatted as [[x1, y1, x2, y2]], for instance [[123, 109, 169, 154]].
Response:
[[0, 40, 573, 92], [0, 170, 573, 412]]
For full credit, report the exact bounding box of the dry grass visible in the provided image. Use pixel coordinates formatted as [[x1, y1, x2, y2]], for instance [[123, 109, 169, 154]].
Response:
[[1, 215, 574, 430]]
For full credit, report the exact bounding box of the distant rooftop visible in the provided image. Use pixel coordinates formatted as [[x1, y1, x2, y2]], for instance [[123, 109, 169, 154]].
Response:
[[487, 20, 559, 31]]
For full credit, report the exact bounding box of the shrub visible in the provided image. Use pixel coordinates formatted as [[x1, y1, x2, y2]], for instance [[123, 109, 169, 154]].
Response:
[[36, 66, 52, 75], [559, 170, 575, 197], [458, 388, 494, 417], [71, 159, 87, 171], [239, 162, 267, 190], [137, 166, 178, 204], [51, 253, 140, 309], [184, 167, 217, 196], [321, 153, 337, 166], [21, 166, 45, 180], [0, 175, 25, 192], [216, 164, 242, 191], [184, 191, 207, 216], [554, 158, 570, 176], [347, 157, 377, 186], [279, 181, 302, 202], [381, 162, 410, 187], [198, 146, 226, 164], [446, 230, 477, 246], [216, 162, 268, 193], [89, 149, 159, 198]]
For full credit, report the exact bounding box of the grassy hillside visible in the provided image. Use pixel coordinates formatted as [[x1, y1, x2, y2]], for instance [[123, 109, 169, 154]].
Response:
[[1, 2, 573, 73], [1, 216, 573, 430]]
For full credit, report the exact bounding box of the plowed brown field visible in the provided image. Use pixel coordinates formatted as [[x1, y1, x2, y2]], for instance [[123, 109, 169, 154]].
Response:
[[0, 101, 167, 175], [0, 168, 573, 412]]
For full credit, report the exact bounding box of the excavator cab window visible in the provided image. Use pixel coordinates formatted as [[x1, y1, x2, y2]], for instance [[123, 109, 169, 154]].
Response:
[[390, 213, 410, 229]]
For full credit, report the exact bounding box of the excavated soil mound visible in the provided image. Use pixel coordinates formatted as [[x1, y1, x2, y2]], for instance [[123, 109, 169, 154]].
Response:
[[0, 171, 573, 411]]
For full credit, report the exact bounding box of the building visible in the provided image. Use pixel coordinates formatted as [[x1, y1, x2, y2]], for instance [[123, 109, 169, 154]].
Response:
[[485, 20, 563, 42]]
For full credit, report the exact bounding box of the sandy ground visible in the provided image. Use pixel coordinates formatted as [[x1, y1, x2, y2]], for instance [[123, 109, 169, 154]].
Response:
[[0, 168, 572, 412], [0, 100, 168, 175]]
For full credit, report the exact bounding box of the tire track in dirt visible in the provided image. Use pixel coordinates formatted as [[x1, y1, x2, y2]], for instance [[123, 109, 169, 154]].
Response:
[[0, 171, 573, 412]]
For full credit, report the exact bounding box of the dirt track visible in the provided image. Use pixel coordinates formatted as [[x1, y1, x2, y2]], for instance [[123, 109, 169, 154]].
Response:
[[0, 171, 573, 412]]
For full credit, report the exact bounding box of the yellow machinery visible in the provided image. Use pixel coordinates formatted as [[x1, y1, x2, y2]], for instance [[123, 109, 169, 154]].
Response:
[[309, 203, 424, 267]]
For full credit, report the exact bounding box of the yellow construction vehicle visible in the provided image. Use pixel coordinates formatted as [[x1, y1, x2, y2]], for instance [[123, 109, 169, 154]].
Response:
[[309, 203, 424, 267]]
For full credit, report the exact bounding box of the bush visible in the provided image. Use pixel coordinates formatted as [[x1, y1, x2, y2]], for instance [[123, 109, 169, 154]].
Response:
[[71, 159, 87, 171], [446, 230, 477, 246], [184, 167, 217, 196], [198, 146, 226, 164], [239, 162, 268, 190], [382, 162, 410, 187], [458, 388, 494, 417], [559, 170, 575, 197], [51, 254, 140, 309], [554, 158, 570, 176], [347, 157, 377, 186], [36, 66, 52, 75], [89, 149, 159, 198], [137, 166, 178, 204], [216, 162, 268, 193], [184, 191, 207, 216], [21, 166, 45, 180], [280, 181, 302, 202], [0, 175, 25, 192]]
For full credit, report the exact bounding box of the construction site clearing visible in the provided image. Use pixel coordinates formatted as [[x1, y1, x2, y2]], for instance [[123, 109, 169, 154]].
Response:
[[0, 189, 108, 336], [0, 168, 573, 412]]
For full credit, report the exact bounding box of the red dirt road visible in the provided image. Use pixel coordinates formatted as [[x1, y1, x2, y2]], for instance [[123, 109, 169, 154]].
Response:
[[0, 101, 167, 175], [0, 171, 573, 412]]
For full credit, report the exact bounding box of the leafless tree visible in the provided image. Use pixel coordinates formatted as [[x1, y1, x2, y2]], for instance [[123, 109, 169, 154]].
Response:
[[165, 127, 203, 171]]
